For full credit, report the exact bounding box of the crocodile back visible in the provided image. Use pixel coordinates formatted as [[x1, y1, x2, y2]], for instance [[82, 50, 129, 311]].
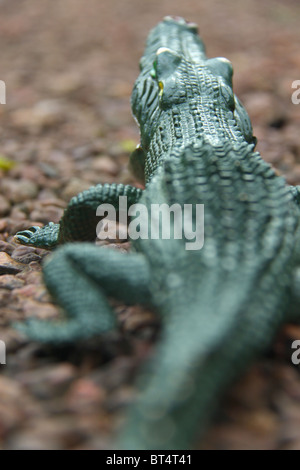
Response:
[[133, 138, 299, 305], [123, 139, 300, 449]]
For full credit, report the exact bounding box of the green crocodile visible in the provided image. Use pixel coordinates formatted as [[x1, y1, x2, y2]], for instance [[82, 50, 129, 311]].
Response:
[[15, 17, 300, 449]]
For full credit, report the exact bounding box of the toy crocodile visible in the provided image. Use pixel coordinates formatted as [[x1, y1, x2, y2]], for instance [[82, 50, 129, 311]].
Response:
[[15, 17, 300, 449]]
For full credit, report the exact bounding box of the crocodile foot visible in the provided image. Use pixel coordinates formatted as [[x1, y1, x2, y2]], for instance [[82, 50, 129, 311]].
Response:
[[15, 222, 60, 249]]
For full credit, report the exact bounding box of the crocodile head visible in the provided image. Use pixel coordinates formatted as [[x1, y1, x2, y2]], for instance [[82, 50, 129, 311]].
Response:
[[132, 49, 237, 140], [131, 17, 256, 160], [151, 48, 235, 111], [131, 17, 207, 134]]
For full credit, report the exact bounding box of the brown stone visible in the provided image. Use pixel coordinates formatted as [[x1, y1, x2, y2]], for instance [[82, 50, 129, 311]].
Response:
[[0, 252, 25, 274]]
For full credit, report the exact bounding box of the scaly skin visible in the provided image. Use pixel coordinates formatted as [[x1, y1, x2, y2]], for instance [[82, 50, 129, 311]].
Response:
[[14, 17, 300, 449]]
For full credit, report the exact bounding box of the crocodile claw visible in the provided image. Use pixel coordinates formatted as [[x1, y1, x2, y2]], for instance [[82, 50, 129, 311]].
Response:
[[15, 222, 60, 248], [15, 226, 43, 245]]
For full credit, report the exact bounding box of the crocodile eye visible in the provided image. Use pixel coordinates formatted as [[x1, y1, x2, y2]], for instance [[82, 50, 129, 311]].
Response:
[[158, 81, 164, 96], [150, 60, 157, 79]]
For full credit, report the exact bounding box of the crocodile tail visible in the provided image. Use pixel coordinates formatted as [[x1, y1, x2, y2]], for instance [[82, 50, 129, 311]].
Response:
[[116, 283, 285, 450]]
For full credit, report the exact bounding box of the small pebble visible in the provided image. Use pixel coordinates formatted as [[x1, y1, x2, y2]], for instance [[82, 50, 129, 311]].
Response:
[[1, 179, 39, 204], [10, 99, 65, 133], [72, 144, 93, 160], [61, 178, 92, 200], [67, 379, 106, 412], [91, 156, 119, 175], [17, 363, 76, 399], [0, 195, 11, 216], [0, 240, 14, 254], [30, 206, 63, 224], [0, 252, 25, 274], [0, 219, 8, 232], [0, 275, 25, 290]]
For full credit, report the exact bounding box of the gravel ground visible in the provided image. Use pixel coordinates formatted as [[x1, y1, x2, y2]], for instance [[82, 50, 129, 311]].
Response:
[[0, 0, 300, 450]]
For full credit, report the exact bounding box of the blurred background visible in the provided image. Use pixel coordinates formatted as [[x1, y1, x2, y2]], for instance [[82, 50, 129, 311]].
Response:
[[0, 0, 300, 450], [0, 0, 299, 178]]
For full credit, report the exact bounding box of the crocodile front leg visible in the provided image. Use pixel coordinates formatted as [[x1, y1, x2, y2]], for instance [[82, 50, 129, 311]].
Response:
[[15, 184, 143, 248], [14, 243, 151, 343]]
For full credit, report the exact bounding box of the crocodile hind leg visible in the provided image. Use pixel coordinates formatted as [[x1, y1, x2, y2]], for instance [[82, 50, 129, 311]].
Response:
[[14, 243, 151, 343], [15, 184, 143, 248]]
